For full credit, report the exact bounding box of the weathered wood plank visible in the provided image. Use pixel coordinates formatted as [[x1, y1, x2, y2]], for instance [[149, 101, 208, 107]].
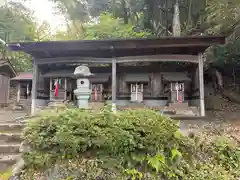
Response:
[[35, 55, 199, 65]]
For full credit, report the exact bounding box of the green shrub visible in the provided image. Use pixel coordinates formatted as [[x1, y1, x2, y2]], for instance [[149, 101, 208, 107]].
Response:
[[22, 107, 240, 180]]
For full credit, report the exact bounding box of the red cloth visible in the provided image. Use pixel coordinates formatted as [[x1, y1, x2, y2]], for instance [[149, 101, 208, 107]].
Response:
[[178, 94, 181, 102], [54, 81, 59, 97]]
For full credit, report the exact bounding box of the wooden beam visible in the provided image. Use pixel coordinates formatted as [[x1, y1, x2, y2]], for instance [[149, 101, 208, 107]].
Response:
[[113, 43, 217, 50], [35, 54, 199, 65], [35, 57, 112, 65], [117, 55, 198, 63], [198, 53, 205, 117]]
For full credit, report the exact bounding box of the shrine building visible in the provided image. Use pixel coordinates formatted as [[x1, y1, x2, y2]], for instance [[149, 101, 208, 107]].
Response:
[[7, 36, 225, 116]]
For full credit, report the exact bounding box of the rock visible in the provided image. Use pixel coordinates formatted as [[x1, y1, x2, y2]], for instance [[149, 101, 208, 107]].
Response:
[[12, 158, 24, 176], [9, 175, 21, 180], [12, 141, 31, 177], [19, 141, 31, 153], [12, 105, 24, 111]]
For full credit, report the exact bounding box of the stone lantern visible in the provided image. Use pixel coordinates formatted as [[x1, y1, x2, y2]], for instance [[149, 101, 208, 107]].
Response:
[[73, 65, 94, 109]]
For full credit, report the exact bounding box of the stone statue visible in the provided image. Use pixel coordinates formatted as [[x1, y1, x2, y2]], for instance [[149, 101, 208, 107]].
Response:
[[10, 141, 31, 180], [73, 65, 94, 109]]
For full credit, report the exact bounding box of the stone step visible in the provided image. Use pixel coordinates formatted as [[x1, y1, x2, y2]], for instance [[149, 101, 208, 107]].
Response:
[[0, 144, 20, 154], [169, 102, 189, 109], [48, 100, 66, 105], [0, 133, 22, 144], [190, 107, 200, 116], [0, 123, 24, 133], [0, 154, 19, 173]]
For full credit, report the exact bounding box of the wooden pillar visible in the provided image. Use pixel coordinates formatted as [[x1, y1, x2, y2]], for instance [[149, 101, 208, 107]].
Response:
[[112, 57, 117, 112], [49, 78, 52, 100], [7, 77, 10, 103], [26, 83, 29, 99], [195, 67, 199, 89], [64, 78, 67, 100], [17, 82, 20, 102], [198, 53, 205, 117], [31, 62, 38, 116]]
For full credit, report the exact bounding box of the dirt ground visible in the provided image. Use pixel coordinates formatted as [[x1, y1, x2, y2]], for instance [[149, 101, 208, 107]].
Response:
[[180, 109, 240, 143], [180, 92, 240, 142]]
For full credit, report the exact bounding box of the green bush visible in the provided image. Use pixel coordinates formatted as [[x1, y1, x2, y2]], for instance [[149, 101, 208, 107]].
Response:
[[22, 107, 240, 180]]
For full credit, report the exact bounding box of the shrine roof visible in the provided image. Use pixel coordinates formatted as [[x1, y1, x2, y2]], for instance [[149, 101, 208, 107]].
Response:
[[0, 59, 17, 77], [11, 72, 32, 81], [7, 36, 225, 59]]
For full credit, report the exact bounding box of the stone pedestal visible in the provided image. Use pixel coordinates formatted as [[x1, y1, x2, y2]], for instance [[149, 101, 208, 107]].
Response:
[[74, 87, 91, 109]]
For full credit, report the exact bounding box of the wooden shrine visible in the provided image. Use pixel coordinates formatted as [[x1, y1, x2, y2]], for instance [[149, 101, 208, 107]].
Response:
[[7, 36, 225, 116]]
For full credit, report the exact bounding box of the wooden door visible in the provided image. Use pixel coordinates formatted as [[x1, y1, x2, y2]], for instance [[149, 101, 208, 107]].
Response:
[[130, 83, 143, 102]]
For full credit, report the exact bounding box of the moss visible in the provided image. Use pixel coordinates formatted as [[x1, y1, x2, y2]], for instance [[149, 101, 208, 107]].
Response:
[[0, 168, 12, 180]]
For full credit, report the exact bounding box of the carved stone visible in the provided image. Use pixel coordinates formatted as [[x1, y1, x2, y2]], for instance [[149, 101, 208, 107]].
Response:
[[73, 65, 93, 109], [74, 65, 93, 78], [11, 141, 31, 178]]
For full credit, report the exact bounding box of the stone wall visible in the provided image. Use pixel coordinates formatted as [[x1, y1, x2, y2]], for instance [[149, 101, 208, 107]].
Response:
[[9, 82, 17, 105]]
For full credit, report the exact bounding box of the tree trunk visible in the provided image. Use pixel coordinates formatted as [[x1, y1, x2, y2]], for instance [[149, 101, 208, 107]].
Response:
[[121, 0, 128, 24], [215, 69, 223, 88], [215, 69, 240, 104], [172, 0, 181, 36], [232, 67, 236, 85], [187, 0, 192, 27]]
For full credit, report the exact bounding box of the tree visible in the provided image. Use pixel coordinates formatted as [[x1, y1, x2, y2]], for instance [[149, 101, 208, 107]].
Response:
[[54, 21, 85, 40], [0, 2, 37, 41], [54, 13, 151, 40], [35, 21, 52, 41], [46, 0, 207, 37], [204, 0, 240, 94], [84, 13, 151, 40], [206, 0, 240, 35], [0, 1, 41, 72]]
